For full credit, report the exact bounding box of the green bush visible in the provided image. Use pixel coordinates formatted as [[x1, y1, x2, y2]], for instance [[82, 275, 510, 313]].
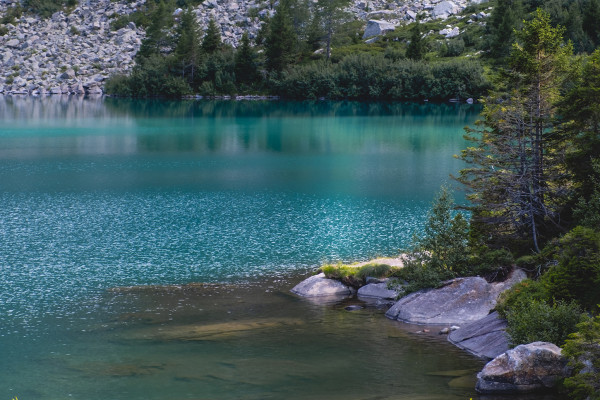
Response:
[[562, 315, 600, 400], [496, 279, 549, 318], [542, 227, 600, 312], [1, 5, 22, 24], [468, 248, 514, 281], [392, 186, 470, 295], [505, 299, 583, 347], [0, 25, 8, 36]]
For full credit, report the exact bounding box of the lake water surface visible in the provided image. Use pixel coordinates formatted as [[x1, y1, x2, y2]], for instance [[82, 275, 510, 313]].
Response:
[[0, 97, 549, 400]]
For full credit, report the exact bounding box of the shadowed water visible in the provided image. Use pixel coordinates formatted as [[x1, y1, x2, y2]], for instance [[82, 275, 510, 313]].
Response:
[[0, 97, 561, 400]]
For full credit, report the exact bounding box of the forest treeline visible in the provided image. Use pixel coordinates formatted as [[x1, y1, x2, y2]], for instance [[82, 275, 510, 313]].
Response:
[[95, 0, 600, 100]]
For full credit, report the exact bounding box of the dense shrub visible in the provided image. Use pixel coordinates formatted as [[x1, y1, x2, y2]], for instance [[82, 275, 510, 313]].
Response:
[[504, 299, 583, 347], [105, 55, 191, 98], [542, 227, 600, 312], [562, 315, 600, 400], [496, 279, 550, 318], [276, 55, 488, 100]]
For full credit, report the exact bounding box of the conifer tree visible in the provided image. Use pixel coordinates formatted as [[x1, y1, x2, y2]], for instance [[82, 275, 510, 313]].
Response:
[[314, 0, 351, 60], [202, 18, 222, 53], [174, 9, 202, 83], [234, 32, 259, 85], [406, 20, 425, 60], [487, 0, 523, 59], [265, 0, 297, 72], [458, 9, 573, 252]]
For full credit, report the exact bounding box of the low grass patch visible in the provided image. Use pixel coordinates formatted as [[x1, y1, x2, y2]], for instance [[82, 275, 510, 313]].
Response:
[[320, 262, 400, 288]]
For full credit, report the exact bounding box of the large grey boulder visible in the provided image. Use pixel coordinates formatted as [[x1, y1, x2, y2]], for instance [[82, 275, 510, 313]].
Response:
[[385, 277, 496, 325], [291, 273, 353, 297], [363, 20, 397, 39], [385, 269, 526, 325], [432, 1, 459, 19], [357, 282, 399, 300], [476, 342, 570, 394], [448, 311, 509, 359]]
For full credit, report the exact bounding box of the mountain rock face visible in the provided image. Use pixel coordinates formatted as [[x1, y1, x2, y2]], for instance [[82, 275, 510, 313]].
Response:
[[0, 0, 144, 95], [0, 0, 487, 95]]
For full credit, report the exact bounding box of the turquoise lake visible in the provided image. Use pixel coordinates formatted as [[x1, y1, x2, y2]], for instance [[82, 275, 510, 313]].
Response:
[[0, 97, 558, 400]]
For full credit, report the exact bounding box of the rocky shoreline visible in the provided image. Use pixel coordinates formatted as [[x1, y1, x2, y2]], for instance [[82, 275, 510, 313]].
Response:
[[0, 0, 490, 96], [290, 260, 571, 395]]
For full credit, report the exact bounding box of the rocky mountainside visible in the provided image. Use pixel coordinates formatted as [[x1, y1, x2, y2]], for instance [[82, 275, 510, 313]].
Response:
[[0, 0, 488, 95]]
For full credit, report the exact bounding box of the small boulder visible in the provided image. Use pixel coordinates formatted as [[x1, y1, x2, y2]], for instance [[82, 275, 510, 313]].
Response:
[[476, 342, 570, 394], [357, 282, 399, 300], [432, 1, 459, 19], [363, 20, 396, 39], [291, 273, 352, 297]]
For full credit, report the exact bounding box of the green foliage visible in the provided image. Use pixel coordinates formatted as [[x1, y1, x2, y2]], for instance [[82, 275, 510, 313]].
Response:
[[542, 226, 600, 312], [504, 299, 582, 347], [561, 50, 600, 211], [0, 25, 8, 36], [202, 18, 222, 53], [1, 5, 23, 24], [23, 0, 63, 18], [458, 9, 573, 253], [234, 32, 260, 86], [105, 55, 191, 97], [406, 21, 426, 60], [394, 186, 470, 294], [276, 55, 488, 101], [468, 248, 514, 281], [562, 315, 600, 400], [266, 0, 298, 72], [496, 279, 550, 318]]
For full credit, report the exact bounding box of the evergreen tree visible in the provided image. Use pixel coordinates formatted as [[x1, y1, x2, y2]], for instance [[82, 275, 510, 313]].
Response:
[[560, 49, 600, 208], [234, 32, 259, 85], [458, 9, 573, 252], [487, 0, 524, 59], [265, 0, 298, 72], [202, 18, 222, 53], [583, 0, 600, 47], [306, 11, 324, 52], [174, 9, 203, 84], [137, 1, 174, 58], [406, 20, 425, 60], [314, 0, 351, 60]]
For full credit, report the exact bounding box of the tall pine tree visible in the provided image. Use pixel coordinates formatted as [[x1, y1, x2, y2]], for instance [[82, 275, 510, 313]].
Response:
[[458, 9, 573, 252], [265, 0, 297, 72]]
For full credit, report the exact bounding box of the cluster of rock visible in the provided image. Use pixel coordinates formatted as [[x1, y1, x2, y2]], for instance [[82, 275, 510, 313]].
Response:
[[0, 0, 145, 95], [291, 263, 572, 395], [0, 0, 492, 95]]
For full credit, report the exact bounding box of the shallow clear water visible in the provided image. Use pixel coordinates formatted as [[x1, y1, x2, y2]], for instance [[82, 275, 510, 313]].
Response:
[[0, 96, 542, 400]]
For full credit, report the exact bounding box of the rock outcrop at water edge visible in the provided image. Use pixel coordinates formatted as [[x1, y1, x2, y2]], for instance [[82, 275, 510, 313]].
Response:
[[448, 311, 509, 359], [384, 269, 526, 325], [476, 342, 570, 394], [290, 273, 354, 298]]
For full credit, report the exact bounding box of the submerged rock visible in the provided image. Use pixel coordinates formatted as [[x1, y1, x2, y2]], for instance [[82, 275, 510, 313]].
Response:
[[476, 342, 570, 394], [357, 282, 399, 299], [291, 273, 353, 297], [448, 311, 509, 359]]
